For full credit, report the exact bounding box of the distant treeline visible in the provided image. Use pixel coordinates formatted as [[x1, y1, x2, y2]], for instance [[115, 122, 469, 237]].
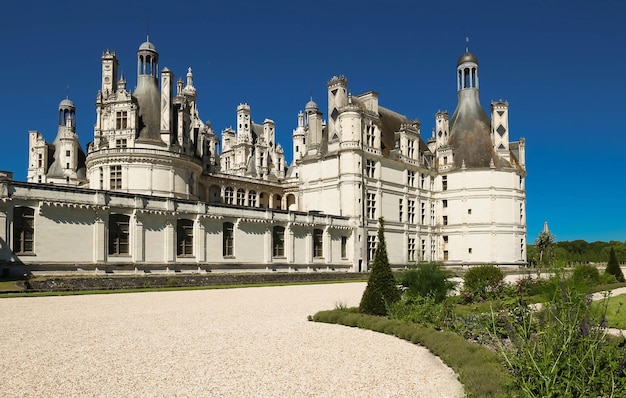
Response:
[[527, 240, 626, 265]]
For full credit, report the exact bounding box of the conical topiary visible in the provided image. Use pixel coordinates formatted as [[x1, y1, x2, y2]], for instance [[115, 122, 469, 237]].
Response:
[[359, 217, 401, 316], [605, 247, 625, 283]]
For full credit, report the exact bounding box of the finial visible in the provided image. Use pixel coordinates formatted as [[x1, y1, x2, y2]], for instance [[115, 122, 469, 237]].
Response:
[[465, 36, 470, 53], [66, 85, 70, 99], [146, 20, 150, 42]]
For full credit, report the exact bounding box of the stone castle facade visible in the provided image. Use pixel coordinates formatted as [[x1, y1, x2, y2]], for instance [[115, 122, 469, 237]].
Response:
[[0, 38, 526, 275]]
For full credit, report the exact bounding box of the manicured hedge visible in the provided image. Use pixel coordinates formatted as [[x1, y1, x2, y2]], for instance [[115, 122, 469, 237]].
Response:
[[313, 309, 515, 398]]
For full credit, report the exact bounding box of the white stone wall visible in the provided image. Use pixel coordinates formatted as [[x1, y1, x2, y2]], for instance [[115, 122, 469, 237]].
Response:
[[0, 181, 354, 271]]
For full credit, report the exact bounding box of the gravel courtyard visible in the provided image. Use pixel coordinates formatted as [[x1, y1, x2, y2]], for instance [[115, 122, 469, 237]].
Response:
[[0, 282, 463, 397]]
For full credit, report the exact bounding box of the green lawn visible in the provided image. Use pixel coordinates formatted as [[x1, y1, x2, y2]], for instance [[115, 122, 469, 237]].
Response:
[[600, 293, 626, 329], [0, 280, 23, 292]]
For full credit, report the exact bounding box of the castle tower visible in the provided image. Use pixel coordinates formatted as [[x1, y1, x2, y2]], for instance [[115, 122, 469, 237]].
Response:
[[134, 37, 163, 144], [327, 76, 348, 141], [236, 103, 251, 142], [292, 111, 306, 163], [160, 67, 174, 144], [491, 100, 510, 157], [448, 52, 497, 169], [101, 50, 118, 96], [435, 111, 449, 148], [305, 98, 323, 149], [57, 98, 78, 173]]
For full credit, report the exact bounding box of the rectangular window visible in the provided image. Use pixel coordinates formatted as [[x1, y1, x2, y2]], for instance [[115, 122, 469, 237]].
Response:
[[116, 139, 128, 148], [99, 168, 104, 190], [443, 235, 449, 243], [442, 175, 448, 191], [431, 203, 435, 226], [367, 235, 377, 263], [407, 170, 415, 187], [408, 200, 415, 224], [313, 229, 323, 258], [407, 237, 416, 262], [468, 209, 472, 215], [443, 199, 448, 208], [443, 216, 448, 226], [421, 239, 426, 260], [38, 154, 43, 168], [421, 202, 426, 225], [273, 226, 285, 257], [366, 125, 375, 147], [116, 111, 128, 129], [13, 207, 35, 254], [444, 250, 449, 261], [407, 139, 415, 158], [65, 150, 71, 157], [177, 219, 194, 256], [398, 199, 403, 222], [341, 236, 348, 259], [110, 165, 122, 189], [468, 248, 472, 254], [108, 214, 130, 255], [421, 173, 425, 189], [366, 193, 376, 219], [365, 159, 376, 178], [223, 222, 234, 257]]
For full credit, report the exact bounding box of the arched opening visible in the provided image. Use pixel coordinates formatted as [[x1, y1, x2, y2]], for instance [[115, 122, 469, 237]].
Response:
[[274, 194, 282, 210], [286, 194, 296, 211], [259, 192, 268, 208], [208, 185, 221, 203]]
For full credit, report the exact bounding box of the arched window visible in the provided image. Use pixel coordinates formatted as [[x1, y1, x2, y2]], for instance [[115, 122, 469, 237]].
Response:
[[13, 207, 34, 254], [273, 226, 285, 257], [177, 219, 194, 256], [248, 190, 257, 207], [109, 214, 130, 255], [224, 187, 234, 205], [223, 222, 234, 257], [236, 189, 245, 206]]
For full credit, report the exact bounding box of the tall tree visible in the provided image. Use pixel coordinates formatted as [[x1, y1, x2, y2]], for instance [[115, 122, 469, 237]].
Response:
[[536, 221, 556, 266], [359, 217, 400, 316], [605, 247, 625, 282]]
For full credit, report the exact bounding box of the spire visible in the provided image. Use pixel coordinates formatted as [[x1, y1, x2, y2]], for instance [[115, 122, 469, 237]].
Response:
[[542, 221, 550, 233], [465, 36, 469, 53]]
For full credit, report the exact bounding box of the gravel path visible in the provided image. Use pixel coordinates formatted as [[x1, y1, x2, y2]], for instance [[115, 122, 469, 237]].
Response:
[[0, 283, 463, 397]]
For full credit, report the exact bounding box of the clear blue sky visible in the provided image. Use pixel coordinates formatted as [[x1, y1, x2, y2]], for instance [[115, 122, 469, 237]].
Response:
[[1, 0, 624, 243]]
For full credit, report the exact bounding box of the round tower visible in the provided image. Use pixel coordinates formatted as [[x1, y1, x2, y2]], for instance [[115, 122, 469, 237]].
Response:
[[448, 51, 497, 169], [134, 37, 163, 144]]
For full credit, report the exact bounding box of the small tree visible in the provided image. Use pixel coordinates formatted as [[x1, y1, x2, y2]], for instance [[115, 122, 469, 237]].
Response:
[[535, 229, 556, 266], [359, 218, 401, 316], [605, 247, 625, 282]]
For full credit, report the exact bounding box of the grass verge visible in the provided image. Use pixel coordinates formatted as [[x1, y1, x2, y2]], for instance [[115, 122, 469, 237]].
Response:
[[597, 292, 626, 329], [0, 279, 367, 299], [312, 308, 515, 398]]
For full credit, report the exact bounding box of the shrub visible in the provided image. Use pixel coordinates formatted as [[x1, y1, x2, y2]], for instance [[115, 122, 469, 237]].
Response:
[[462, 265, 505, 301], [493, 271, 626, 397], [359, 218, 401, 316], [571, 264, 600, 285], [388, 295, 454, 327], [606, 247, 625, 283], [398, 262, 456, 303], [313, 309, 514, 397]]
